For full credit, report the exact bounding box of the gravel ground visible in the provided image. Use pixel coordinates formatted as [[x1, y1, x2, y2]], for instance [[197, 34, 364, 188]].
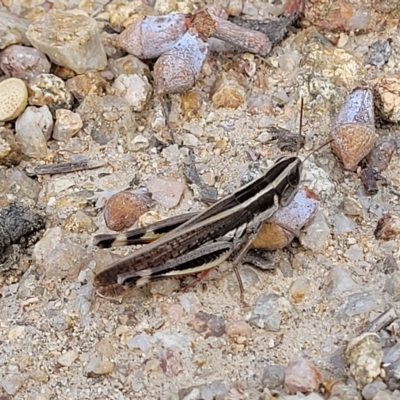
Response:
[[1, 0, 400, 399]]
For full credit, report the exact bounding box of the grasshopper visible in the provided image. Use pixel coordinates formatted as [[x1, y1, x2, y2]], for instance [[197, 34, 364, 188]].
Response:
[[93, 155, 303, 302]]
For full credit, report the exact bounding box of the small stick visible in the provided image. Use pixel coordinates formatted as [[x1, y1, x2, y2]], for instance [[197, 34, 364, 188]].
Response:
[[26, 158, 105, 176], [192, 10, 272, 55]]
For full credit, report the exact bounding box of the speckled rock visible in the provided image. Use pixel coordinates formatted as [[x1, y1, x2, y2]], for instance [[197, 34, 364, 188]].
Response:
[[28, 74, 74, 113], [76, 94, 137, 145], [0, 45, 51, 80], [26, 10, 107, 74], [345, 333, 383, 390]]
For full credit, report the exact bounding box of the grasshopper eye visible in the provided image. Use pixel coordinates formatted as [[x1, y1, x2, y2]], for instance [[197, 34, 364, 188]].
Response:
[[280, 163, 302, 206]]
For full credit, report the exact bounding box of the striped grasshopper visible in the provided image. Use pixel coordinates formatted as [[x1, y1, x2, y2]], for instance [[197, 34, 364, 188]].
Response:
[[93, 155, 303, 302]]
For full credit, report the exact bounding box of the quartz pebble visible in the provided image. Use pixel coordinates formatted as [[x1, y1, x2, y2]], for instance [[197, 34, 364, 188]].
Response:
[[15, 105, 53, 158], [26, 10, 107, 74], [289, 277, 314, 303], [374, 213, 400, 240], [225, 320, 252, 341], [250, 293, 293, 331], [345, 333, 383, 389], [0, 45, 51, 80], [338, 291, 385, 320], [0, 77, 28, 122], [53, 109, 83, 141], [28, 74, 74, 113], [66, 71, 110, 102], [103, 189, 152, 231], [147, 177, 185, 209], [324, 265, 357, 295], [300, 210, 330, 252], [58, 350, 78, 367], [0, 11, 30, 50], [211, 71, 246, 109], [0, 125, 22, 166], [76, 94, 137, 145], [284, 354, 323, 393], [112, 73, 152, 112], [0, 373, 24, 395]]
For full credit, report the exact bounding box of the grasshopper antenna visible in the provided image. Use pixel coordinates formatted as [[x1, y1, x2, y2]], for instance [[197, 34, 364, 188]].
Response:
[[303, 139, 334, 163], [296, 97, 304, 157]]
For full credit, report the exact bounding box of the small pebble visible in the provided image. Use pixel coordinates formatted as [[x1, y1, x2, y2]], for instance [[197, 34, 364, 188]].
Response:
[[188, 311, 225, 337], [368, 39, 392, 67], [362, 380, 388, 400], [225, 321, 252, 340], [103, 189, 151, 231], [0, 373, 24, 395], [0, 77, 28, 122], [28, 74, 74, 113], [66, 71, 110, 102], [26, 10, 107, 74], [76, 94, 137, 145], [112, 73, 152, 112], [284, 354, 323, 393], [301, 211, 331, 252], [374, 74, 400, 123], [0, 125, 22, 166], [15, 105, 53, 158], [374, 213, 400, 240], [58, 350, 78, 367], [147, 177, 185, 209], [250, 293, 293, 331], [338, 291, 385, 319], [324, 265, 357, 295], [366, 137, 397, 172], [211, 71, 245, 109], [289, 277, 314, 303], [345, 333, 383, 389], [53, 109, 83, 141], [0, 45, 51, 80], [261, 364, 285, 388]]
